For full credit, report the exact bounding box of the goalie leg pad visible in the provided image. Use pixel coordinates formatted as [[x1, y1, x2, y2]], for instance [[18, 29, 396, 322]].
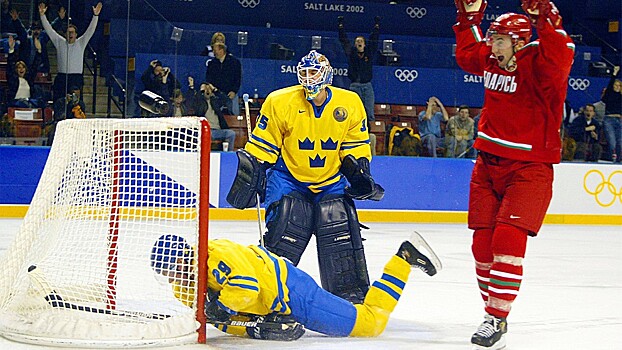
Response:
[[315, 194, 370, 303], [264, 192, 315, 265], [226, 149, 266, 209]]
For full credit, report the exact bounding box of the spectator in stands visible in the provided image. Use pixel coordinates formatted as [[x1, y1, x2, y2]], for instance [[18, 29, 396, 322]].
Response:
[[445, 105, 475, 158], [53, 85, 85, 120], [561, 100, 577, 161], [7, 35, 44, 108], [141, 59, 180, 106], [601, 66, 621, 162], [10, 8, 50, 75], [48, 85, 86, 144], [418, 96, 449, 157], [1, 0, 14, 34], [188, 76, 235, 151], [593, 88, 606, 124], [338, 15, 380, 155], [50, 5, 68, 36], [200, 31, 225, 58], [168, 89, 191, 117], [39, 1, 101, 101], [205, 42, 242, 116], [569, 104, 602, 162]]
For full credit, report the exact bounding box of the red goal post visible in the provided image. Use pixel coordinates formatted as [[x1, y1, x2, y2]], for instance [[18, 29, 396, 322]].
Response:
[[0, 117, 211, 347]]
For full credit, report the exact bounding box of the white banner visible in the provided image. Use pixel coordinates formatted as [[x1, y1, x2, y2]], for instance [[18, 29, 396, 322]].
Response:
[[550, 163, 622, 215]]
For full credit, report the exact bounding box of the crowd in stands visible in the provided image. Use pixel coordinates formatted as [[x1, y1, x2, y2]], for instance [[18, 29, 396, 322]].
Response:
[[1, 2, 620, 163], [1, 0, 99, 145]]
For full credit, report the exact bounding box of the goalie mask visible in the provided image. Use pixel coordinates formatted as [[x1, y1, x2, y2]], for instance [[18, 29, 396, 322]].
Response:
[[297, 50, 333, 100], [150, 234, 193, 276], [486, 13, 532, 47]]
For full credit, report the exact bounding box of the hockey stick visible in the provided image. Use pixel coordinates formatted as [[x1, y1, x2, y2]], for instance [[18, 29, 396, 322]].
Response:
[[27, 265, 172, 320], [209, 314, 301, 331], [243, 93, 265, 247]]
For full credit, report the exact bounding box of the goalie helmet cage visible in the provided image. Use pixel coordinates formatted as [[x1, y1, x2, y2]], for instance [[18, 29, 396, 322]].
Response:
[[0, 118, 211, 347]]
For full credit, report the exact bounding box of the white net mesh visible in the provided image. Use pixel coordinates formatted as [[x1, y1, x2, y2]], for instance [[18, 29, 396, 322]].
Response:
[[0, 118, 208, 347]]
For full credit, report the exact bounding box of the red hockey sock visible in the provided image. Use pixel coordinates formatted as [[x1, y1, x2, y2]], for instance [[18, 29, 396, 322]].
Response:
[[485, 223, 528, 318], [472, 228, 493, 302]]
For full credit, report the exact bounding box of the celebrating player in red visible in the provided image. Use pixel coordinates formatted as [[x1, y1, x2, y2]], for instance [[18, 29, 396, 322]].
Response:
[[453, 0, 574, 349]]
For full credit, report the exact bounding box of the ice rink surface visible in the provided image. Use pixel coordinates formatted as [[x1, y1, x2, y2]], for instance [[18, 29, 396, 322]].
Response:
[[1, 219, 620, 350]]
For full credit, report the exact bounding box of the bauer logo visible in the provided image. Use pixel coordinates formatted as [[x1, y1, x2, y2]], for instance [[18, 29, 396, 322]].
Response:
[[583, 169, 622, 207], [238, 0, 260, 8]]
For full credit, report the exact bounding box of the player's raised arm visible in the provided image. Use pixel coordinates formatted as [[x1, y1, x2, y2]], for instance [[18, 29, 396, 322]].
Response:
[[453, 0, 489, 74]]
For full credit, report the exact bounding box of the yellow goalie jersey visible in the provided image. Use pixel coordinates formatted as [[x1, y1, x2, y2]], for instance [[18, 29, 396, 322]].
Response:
[[245, 85, 371, 190]]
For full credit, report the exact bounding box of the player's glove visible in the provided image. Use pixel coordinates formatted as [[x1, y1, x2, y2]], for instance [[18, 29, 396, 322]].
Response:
[[521, 0, 562, 29], [454, 0, 487, 27], [246, 313, 305, 341], [204, 291, 231, 323], [340, 155, 384, 201]]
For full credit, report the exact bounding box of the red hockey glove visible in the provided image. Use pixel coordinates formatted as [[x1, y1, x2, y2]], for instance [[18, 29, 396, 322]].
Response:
[[455, 0, 487, 27], [521, 0, 562, 29]]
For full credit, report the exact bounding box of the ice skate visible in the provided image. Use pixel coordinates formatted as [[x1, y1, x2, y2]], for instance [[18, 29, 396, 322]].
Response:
[[396, 231, 442, 276], [471, 314, 507, 349]]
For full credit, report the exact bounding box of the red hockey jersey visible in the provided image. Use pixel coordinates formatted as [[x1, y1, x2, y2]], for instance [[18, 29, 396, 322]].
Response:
[[454, 21, 574, 163]]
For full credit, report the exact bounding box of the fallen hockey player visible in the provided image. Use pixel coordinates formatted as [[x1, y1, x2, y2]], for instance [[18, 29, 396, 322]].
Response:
[[150, 232, 442, 340]]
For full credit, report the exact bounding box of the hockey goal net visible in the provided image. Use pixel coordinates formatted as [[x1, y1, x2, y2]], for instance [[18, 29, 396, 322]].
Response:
[[0, 117, 210, 347]]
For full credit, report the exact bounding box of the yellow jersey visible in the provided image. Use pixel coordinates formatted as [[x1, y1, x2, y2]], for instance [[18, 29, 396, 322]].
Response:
[[206, 239, 292, 316], [245, 86, 371, 191]]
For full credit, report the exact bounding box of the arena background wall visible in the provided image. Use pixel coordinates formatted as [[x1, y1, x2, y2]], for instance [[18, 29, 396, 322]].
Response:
[[1, 147, 620, 225]]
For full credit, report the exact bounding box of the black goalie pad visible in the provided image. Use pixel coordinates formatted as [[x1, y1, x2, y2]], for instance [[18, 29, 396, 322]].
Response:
[[315, 194, 370, 303], [226, 149, 267, 209], [340, 155, 385, 201], [264, 192, 315, 265]]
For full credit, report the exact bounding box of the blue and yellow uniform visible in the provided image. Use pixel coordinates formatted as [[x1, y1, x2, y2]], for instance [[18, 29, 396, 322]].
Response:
[[199, 239, 413, 337], [245, 85, 371, 220]]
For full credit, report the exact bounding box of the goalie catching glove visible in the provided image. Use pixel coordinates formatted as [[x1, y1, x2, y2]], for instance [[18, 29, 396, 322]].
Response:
[[246, 313, 305, 341], [340, 155, 384, 201], [521, 0, 562, 29], [226, 149, 271, 209]]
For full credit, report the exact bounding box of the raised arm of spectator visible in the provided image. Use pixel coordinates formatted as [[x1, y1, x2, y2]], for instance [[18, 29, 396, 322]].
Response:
[[10, 9, 26, 42], [436, 98, 449, 121], [368, 16, 380, 55], [78, 2, 102, 45], [39, 2, 64, 46], [338, 16, 352, 56]]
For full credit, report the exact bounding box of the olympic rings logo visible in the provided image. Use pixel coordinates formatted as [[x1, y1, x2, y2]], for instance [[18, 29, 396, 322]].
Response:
[[583, 170, 622, 207], [394, 69, 419, 82], [568, 78, 590, 91], [238, 0, 260, 8], [406, 7, 427, 19]]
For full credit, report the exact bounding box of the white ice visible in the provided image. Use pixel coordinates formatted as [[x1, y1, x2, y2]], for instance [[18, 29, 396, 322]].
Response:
[[1, 219, 620, 350]]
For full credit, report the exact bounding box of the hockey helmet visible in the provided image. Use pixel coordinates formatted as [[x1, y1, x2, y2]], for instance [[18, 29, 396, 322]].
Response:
[[297, 50, 333, 100], [486, 13, 532, 46], [150, 234, 193, 275]]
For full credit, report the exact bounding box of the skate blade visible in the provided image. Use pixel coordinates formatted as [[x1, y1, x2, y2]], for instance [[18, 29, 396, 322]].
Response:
[[472, 335, 506, 350], [409, 231, 443, 272]]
